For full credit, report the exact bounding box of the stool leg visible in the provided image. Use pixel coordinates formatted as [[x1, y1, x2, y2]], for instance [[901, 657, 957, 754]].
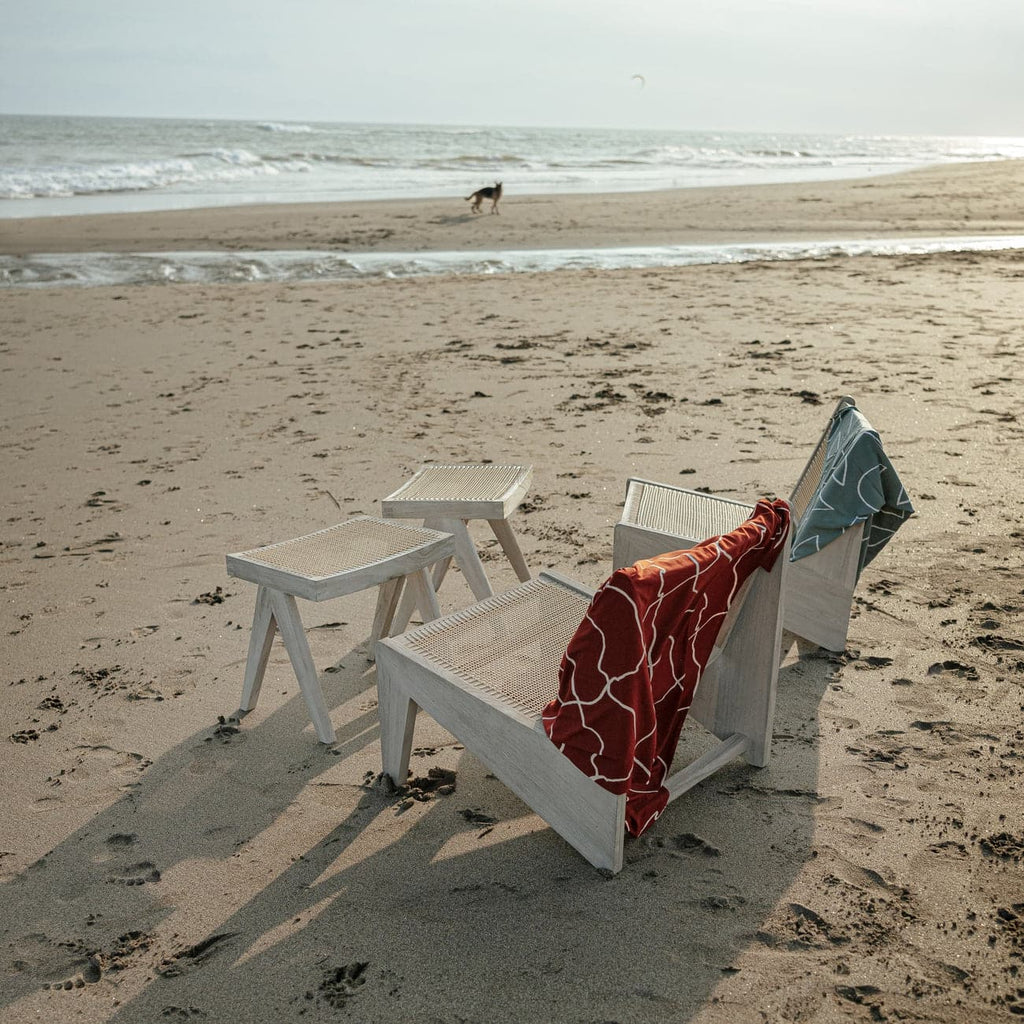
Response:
[[430, 554, 453, 591], [369, 577, 404, 653], [407, 567, 442, 623], [433, 516, 493, 600], [488, 518, 531, 582], [384, 566, 443, 642], [390, 584, 418, 637], [240, 585, 277, 713], [393, 553, 452, 632], [266, 590, 336, 744]]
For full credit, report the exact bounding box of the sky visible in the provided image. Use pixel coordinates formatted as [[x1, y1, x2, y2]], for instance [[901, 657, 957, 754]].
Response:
[[2, 0, 1023, 136]]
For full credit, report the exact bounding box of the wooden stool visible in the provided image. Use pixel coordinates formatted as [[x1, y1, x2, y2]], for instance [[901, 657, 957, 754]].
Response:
[[381, 464, 533, 619], [226, 516, 455, 743]]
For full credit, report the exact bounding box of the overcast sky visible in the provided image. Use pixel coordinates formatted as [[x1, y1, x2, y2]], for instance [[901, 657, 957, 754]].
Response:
[[2, 0, 1023, 136]]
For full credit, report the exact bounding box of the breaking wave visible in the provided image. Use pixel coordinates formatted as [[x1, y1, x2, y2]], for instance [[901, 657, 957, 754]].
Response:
[[3, 115, 1024, 216], [3, 235, 1023, 289]]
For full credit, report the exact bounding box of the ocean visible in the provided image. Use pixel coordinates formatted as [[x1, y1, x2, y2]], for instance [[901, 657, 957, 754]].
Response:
[[5, 114, 1024, 216], [3, 114, 1024, 287]]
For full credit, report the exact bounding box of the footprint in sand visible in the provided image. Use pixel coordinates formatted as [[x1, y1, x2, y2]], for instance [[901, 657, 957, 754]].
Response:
[[318, 962, 370, 1007], [107, 860, 161, 885], [979, 832, 1024, 862], [927, 659, 980, 681], [42, 955, 103, 991], [639, 832, 721, 857], [12, 933, 104, 992], [158, 933, 237, 977], [106, 832, 138, 848], [91, 832, 140, 866]]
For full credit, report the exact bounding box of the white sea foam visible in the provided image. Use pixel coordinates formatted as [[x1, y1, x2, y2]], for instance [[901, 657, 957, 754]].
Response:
[[3, 236, 1022, 289], [2, 115, 1023, 218], [0, 148, 314, 200], [256, 122, 317, 134]]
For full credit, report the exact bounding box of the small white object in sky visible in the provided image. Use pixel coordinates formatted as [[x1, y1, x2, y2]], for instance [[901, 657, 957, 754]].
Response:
[[631, 74, 646, 89]]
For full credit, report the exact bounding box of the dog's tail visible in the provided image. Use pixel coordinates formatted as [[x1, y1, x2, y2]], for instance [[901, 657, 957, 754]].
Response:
[[464, 193, 475, 201]]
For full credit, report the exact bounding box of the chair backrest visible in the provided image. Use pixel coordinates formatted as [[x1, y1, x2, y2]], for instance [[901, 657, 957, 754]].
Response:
[[789, 396, 914, 573], [787, 396, 857, 522], [543, 498, 791, 836], [706, 569, 755, 661]]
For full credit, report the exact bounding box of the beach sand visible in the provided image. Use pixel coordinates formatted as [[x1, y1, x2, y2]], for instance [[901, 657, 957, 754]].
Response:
[[1, 163, 1022, 1023]]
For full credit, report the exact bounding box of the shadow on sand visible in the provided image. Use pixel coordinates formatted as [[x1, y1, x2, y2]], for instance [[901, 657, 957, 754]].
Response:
[[0, 636, 834, 1023]]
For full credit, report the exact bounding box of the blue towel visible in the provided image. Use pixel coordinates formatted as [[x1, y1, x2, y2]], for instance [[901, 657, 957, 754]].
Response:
[[791, 405, 914, 573]]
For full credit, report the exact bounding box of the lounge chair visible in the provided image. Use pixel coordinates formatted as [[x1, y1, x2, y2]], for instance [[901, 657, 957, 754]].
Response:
[[375, 496, 791, 873], [613, 397, 913, 651]]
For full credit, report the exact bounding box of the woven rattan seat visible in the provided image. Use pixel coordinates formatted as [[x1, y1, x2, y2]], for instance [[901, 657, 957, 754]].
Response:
[[382, 463, 532, 518], [376, 495, 791, 874], [400, 576, 590, 717], [381, 463, 534, 622], [228, 517, 453, 601], [226, 516, 455, 743], [614, 396, 912, 651]]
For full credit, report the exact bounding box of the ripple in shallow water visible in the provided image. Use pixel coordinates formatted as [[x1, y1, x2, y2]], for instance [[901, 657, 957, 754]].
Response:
[[2, 235, 1024, 288]]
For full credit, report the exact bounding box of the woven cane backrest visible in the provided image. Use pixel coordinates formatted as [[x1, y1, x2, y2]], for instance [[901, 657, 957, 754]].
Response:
[[625, 482, 751, 539], [788, 396, 856, 523], [788, 437, 827, 523], [401, 577, 590, 718]]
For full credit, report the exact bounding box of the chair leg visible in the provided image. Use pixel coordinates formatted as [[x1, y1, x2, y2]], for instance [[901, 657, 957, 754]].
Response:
[[375, 656, 417, 786], [240, 585, 276, 712], [433, 517, 493, 600], [488, 518, 531, 582], [266, 590, 337, 744]]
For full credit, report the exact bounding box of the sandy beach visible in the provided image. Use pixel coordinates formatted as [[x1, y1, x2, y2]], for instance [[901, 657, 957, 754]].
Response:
[[1, 162, 1023, 1023]]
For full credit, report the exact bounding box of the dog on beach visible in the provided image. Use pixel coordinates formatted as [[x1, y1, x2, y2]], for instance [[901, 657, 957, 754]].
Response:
[[466, 181, 502, 214]]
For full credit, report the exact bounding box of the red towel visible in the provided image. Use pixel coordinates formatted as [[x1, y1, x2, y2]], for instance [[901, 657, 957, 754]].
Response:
[[542, 498, 790, 836]]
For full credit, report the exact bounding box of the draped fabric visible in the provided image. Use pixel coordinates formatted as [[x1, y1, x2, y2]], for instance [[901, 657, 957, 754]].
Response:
[[791, 404, 914, 572], [542, 499, 791, 837]]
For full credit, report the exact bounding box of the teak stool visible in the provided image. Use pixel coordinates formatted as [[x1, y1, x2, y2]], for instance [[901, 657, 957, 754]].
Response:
[[226, 516, 455, 743], [381, 463, 533, 605]]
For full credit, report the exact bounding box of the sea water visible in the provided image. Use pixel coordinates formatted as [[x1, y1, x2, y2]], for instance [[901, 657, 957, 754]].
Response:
[[7, 235, 1024, 289], [4, 114, 1024, 217]]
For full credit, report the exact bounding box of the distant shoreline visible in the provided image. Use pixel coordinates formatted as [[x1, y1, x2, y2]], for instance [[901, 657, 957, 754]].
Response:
[[3, 160, 1023, 261], [8, 115, 1024, 225], [0, 161, 924, 223]]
